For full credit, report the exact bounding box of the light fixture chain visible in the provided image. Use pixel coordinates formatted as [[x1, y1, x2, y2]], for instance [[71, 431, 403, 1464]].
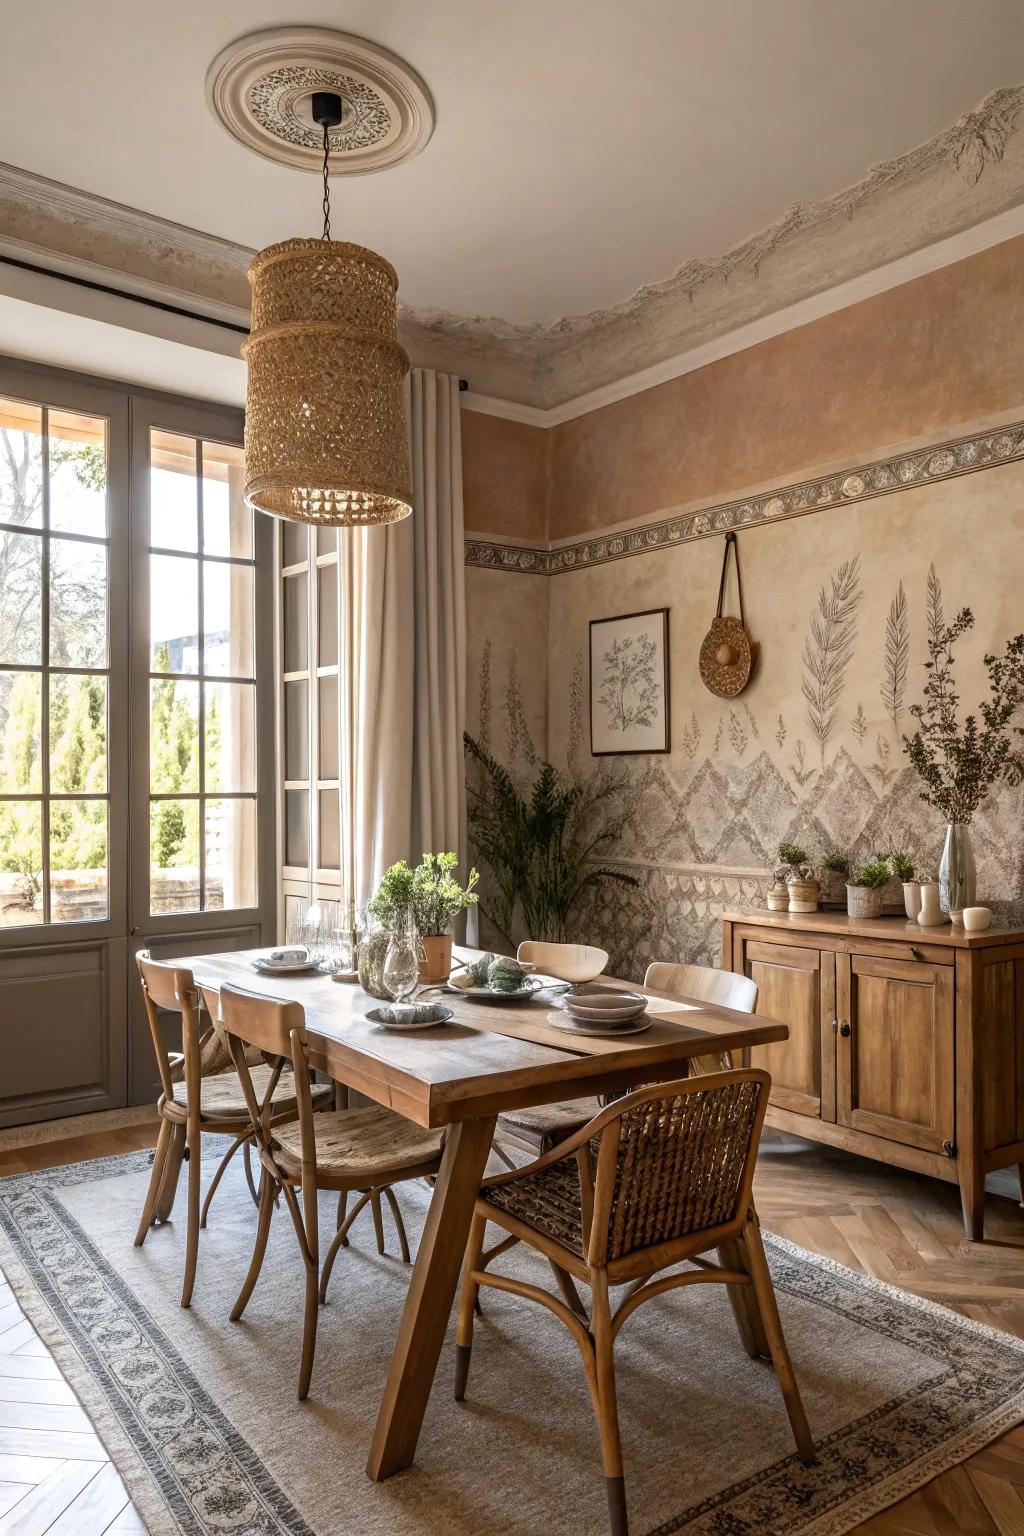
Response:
[[321, 120, 331, 242]]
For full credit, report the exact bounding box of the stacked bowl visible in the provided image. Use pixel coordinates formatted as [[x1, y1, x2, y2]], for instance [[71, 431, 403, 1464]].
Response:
[[559, 989, 649, 1036]]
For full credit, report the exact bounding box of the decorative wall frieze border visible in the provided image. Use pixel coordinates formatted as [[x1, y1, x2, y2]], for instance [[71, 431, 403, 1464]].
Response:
[[464, 417, 1024, 575]]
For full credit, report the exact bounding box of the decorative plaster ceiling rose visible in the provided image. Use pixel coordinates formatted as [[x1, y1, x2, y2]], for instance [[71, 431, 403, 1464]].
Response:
[[205, 26, 434, 175]]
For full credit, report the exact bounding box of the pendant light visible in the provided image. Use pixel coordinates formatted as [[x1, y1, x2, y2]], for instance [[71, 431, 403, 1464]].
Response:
[[243, 91, 413, 526]]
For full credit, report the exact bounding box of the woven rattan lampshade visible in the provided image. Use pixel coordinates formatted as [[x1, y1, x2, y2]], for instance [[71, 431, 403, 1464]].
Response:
[[243, 237, 412, 525]]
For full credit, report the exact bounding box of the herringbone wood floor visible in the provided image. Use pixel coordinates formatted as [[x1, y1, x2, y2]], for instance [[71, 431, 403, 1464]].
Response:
[[0, 1123, 1023, 1534]]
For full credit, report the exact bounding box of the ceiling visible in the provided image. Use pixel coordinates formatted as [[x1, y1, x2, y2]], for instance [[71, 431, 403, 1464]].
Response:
[[3, 0, 1024, 329]]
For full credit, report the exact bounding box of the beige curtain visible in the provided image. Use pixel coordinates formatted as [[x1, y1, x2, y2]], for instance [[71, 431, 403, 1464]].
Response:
[[343, 368, 467, 917]]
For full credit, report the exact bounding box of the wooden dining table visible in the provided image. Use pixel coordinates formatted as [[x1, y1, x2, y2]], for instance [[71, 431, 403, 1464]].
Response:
[[177, 947, 788, 1483]]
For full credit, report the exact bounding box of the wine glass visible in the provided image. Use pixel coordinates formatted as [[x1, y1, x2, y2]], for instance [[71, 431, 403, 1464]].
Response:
[[382, 924, 420, 1020]]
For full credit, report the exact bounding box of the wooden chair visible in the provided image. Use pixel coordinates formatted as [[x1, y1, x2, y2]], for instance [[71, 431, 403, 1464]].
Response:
[[456, 1069, 814, 1536], [495, 960, 757, 1159], [134, 951, 333, 1308], [218, 984, 444, 1400]]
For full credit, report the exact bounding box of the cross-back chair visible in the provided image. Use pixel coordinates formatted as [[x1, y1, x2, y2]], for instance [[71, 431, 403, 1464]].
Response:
[[494, 960, 758, 1159], [134, 951, 332, 1308], [456, 1068, 813, 1536], [218, 984, 444, 1400]]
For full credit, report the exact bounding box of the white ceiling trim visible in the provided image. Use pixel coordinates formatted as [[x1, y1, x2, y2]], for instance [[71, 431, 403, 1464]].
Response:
[[462, 202, 1024, 430]]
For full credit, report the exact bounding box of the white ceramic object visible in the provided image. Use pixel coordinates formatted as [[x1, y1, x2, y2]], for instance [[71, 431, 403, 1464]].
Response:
[[917, 882, 946, 927], [903, 882, 922, 921], [564, 993, 647, 1023], [962, 905, 993, 932], [517, 942, 609, 986], [545, 1010, 653, 1039]]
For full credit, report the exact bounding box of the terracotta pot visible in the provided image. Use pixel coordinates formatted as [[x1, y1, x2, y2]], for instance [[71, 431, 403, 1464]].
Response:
[[418, 933, 453, 985], [847, 884, 884, 919]]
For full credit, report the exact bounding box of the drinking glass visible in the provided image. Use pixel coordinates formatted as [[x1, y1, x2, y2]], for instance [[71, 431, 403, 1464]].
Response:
[[383, 925, 420, 1017]]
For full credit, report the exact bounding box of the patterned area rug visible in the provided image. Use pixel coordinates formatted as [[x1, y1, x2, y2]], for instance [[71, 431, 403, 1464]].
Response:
[[1, 1148, 1023, 1536]]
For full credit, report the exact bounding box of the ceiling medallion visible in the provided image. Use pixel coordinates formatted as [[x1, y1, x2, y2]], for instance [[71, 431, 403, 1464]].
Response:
[[206, 26, 434, 175]]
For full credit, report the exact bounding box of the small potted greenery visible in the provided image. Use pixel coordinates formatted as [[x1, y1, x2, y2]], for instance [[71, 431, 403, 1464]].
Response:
[[887, 850, 919, 920], [368, 853, 479, 986], [846, 859, 891, 919], [820, 850, 850, 908], [776, 842, 819, 914]]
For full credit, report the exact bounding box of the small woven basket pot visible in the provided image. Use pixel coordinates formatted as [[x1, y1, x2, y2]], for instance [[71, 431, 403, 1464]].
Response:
[[787, 879, 820, 914], [847, 884, 884, 919], [766, 881, 790, 911]]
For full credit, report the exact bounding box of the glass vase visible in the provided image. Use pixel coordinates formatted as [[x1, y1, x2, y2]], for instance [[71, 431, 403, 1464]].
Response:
[[939, 823, 976, 918]]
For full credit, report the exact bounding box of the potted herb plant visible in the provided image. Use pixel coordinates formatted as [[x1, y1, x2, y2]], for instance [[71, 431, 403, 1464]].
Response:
[[820, 850, 850, 908], [366, 854, 479, 988], [903, 610, 1024, 915], [776, 842, 819, 914], [846, 860, 891, 920]]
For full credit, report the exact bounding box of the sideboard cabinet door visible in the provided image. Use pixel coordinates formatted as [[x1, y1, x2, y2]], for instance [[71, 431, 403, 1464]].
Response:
[[837, 953, 954, 1154], [739, 939, 836, 1121]]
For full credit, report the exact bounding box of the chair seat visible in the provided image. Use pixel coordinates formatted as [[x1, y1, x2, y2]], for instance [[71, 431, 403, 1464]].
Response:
[[272, 1107, 443, 1182], [172, 1064, 332, 1121], [485, 1158, 586, 1258], [497, 1097, 601, 1151]]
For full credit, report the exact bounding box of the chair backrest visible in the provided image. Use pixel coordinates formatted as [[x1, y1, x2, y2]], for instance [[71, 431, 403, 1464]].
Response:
[[586, 1069, 770, 1269], [644, 960, 757, 1014], [135, 950, 203, 1103], [219, 985, 314, 1174]]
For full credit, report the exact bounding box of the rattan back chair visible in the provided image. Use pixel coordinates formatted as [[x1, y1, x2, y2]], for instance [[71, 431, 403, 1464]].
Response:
[[134, 951, 330, 1308], [456, 1069, 814, 1536], [218, 985, 444, 1400]]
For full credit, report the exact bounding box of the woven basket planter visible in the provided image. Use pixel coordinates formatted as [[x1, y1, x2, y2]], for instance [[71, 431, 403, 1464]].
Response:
[[787, 879, 820, 914], [847, 884, 884, 919]]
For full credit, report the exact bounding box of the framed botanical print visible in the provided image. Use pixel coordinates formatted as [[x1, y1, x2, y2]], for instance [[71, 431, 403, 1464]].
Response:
[[589, 607, 670, 756]]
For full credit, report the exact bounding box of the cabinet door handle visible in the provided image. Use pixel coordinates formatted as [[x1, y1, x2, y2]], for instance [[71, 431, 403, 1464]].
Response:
[[839, 1021, 852, 1037], [911, 945, 925, 962]]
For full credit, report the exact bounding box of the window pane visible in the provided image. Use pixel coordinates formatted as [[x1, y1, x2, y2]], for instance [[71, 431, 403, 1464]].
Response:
[[50, 538, 107, 667], [0, 672, 42, 792], [50, 799, 107, 922], [205, 681, 255, 792], [203, 561, 254, 677], [319, 788, 340, 869], [50, 674, 107, 793], [282, 571, 308, 671], [49, 412, 107, 537], [205, 797, 256, 910], [0, 798, 43, 926], [282, 520, 307, 568], [202, 441, 251, 557], [150, 431, 197, 551], [151, 554, 199, 673], [285, 789, 308, 867], [150, 798, 200, 914], [0, 530, 42, 664], [284, 679, 308, 780], [150, 678, 200, 793], [0, 399, 43, 529], [317, 563, 338, 667]]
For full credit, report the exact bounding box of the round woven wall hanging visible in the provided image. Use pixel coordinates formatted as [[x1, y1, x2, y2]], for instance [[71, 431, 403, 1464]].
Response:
[[699, 532, 756, 697]]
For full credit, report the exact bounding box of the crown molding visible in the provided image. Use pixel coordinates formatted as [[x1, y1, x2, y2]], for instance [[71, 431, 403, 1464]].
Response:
[[462, 201, 1024, 429]]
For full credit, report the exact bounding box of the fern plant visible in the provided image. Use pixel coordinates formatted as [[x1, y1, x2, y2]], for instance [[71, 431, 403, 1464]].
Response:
[[464, 733, 638, 945]]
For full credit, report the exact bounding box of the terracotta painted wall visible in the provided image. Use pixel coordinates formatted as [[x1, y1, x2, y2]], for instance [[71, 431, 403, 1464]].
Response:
[[547, 234, 1024, 539], [461, 408, 549, 542]]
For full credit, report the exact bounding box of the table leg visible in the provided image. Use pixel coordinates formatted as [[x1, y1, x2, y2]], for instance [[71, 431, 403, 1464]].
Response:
[[366, 1114, 497, 1481]]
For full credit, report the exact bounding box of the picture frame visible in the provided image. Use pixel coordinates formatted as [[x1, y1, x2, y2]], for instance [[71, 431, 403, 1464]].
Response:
[[589, 607, 670, 756]]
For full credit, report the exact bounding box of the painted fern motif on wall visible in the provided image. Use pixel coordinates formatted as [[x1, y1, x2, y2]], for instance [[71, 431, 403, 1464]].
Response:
[[881, 581, 910, 731], [801, 557, 863, 766]]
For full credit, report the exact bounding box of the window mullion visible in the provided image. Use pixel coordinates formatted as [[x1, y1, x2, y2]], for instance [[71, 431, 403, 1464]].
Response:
[[40, 406, 51, 925]]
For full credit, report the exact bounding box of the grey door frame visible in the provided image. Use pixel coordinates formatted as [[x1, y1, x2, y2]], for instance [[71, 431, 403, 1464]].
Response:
[[0, 357, 276, 1124]]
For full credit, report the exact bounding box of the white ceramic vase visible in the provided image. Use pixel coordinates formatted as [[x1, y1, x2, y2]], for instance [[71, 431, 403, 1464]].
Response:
[[917, 882, 945, 927], [902, 881, 922, 921]]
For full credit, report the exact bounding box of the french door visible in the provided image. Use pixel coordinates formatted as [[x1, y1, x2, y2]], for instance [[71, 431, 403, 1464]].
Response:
[[0, 361, 275, 1126]]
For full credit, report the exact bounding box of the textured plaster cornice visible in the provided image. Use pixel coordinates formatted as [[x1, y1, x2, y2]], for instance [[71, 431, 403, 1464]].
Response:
[[2, 85, 1024, 410]]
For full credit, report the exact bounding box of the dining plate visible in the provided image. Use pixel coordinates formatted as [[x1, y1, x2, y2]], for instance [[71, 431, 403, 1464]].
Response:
[[545, 1010, 653, 1038], [445, 977, 546, 1003], [251, 959, 317, 975], [366, 1004, 455, 1032]]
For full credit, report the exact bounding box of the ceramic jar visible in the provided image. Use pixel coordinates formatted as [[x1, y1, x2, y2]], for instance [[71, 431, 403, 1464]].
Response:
[[418, 933, 453, 985], [902, 881, 922, 921], [962, 905, 992, 933], [916, 882, 945, 927]]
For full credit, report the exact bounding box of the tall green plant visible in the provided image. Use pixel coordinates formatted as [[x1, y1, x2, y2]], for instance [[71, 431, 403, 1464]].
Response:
[[464, 733, 638, 945]]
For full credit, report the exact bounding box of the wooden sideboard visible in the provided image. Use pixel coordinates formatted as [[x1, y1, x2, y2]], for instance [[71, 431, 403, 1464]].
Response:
[[722, 910, 1024, 1240]]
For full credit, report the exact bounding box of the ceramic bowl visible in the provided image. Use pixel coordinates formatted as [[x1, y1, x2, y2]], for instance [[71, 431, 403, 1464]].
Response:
[[962, 906, 993, 933], [517, 942, 609, 986]]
